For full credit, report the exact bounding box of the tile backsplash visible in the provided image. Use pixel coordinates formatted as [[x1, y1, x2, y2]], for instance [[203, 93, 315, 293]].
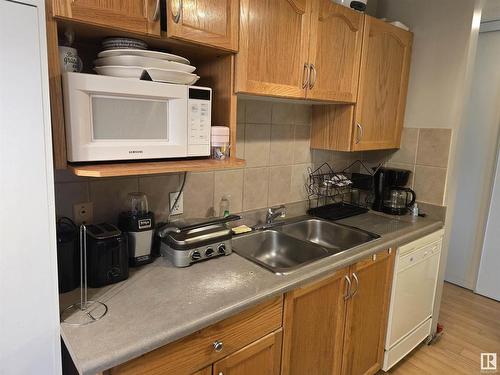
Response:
[[54, 99, 451, 225]]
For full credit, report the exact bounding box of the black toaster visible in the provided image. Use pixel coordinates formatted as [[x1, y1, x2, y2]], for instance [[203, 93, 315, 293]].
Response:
[[85, 223, 129, 288]]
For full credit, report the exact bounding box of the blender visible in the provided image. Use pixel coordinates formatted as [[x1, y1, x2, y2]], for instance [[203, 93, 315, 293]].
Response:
[[118, 192, 155, 266]]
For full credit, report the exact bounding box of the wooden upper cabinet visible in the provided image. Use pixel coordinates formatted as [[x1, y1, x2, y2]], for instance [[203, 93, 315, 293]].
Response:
[[342, 249, 395, 375], [307, 0, 364, 103], [281, 268, 349, 375], [213, 330, 282, 375], [51, 0, 161, 35], [165, 0, 239, 51], [235, 0, 312, 99], [353, 16, 413, 151], [192, 366, 212, 375]]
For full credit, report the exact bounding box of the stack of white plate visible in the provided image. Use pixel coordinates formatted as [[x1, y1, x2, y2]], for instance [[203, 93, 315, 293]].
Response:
[[94, 48, 199, 85]]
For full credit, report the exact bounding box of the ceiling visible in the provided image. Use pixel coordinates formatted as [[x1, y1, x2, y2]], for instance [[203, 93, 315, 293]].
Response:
[[482, 0, 500, 22]]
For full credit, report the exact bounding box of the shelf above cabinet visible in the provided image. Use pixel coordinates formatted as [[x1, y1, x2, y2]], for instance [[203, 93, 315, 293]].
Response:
[[68, 158, 245, 178]]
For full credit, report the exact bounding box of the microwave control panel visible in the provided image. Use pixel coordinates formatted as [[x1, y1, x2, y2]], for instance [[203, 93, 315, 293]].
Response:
[[187, 87, 211, 156]]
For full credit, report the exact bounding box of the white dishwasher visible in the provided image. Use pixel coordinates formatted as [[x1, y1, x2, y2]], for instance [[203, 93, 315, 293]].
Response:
[[383, 229, 444, 371]]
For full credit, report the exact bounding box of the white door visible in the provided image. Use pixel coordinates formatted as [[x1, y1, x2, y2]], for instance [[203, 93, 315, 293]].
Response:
[[0, 0, 62, 374], [476, 143, 500, 301]]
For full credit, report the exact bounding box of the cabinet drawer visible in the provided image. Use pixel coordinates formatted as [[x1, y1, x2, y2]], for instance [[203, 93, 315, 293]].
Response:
[[108, 296, 283, 375]]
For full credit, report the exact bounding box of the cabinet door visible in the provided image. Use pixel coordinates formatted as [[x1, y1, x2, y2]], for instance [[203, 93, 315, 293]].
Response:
[[213, 330, 282, 375], [353, 16, 413, 151], [281, 268, 349, 375], [235, 0, 313, 99], [307, 1, 364, 103], [51, 0, 160, 35], [342, 249, 395, 375], [193, 366, 212, 375], [165, 0, 239, 51]]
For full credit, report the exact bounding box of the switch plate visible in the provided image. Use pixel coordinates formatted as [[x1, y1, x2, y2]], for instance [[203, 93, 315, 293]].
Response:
[[73, 202, 94, 225], [169, 192, 184, 215]]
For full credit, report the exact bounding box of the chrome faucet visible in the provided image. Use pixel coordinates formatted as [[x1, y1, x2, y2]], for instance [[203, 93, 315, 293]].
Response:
[[266, 205, 287, 224]]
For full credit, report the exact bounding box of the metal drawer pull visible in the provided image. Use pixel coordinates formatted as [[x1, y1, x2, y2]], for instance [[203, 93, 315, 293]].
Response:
[[171, 0, 182, 23], [302, 63, 310, 89], [309, 63, 317, 89], [344, 275, 352, 300], [150, 0, 160, 21], [213, 340, 224, 352], [351, 273, 359, 298], [355, 122, 363, 144]]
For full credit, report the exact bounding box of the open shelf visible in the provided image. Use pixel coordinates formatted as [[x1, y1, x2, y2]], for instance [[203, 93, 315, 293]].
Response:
[[68, 158, 245, 178]]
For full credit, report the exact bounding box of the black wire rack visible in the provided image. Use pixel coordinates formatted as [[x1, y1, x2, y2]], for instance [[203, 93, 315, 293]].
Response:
[[306, 160, 383, 210]]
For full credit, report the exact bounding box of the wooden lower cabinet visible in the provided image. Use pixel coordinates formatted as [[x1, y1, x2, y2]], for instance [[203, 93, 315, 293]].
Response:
[[342, 249, 395, 375], [213, 330, 282, 375], [281, 249, 395, 375], [281, 268, 350, 375]]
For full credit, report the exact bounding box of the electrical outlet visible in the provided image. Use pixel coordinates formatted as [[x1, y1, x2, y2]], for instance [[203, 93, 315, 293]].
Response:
[[73, 202, 94, 225], [169, 192, 184, 215]]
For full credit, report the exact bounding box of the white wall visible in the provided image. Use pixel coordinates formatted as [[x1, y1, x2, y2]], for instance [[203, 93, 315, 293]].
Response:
[[0, 0, 61, 373], [446, 30, 500, 289]]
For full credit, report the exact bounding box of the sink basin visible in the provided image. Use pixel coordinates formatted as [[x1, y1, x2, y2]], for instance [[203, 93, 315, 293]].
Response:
[[233, 230, 334, 274], [279, 218, 379, 251]]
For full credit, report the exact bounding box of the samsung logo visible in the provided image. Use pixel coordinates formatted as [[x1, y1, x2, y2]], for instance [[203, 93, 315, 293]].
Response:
[[128, 150, 143, 154]]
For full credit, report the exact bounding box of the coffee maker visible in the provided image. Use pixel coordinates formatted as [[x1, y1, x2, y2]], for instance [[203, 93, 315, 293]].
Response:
[[118, 192, 155, 266], [373, 167, 416, 215]]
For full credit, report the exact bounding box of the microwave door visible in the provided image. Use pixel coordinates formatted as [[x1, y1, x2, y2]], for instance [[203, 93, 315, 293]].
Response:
[[62, 73, 190, 162], [86, 95, 188, 161]]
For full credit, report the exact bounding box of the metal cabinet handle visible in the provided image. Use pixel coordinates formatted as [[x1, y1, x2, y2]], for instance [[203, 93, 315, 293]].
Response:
[[344, 275, 352, 300], [355, 122, 363, 144], [351, 273, 359, 298], [171, 0, 182, 23], [309, 64, 317, 89], [213, 340, 224, 352], [302, 63, 310, 89], [150, 0, 160, 21]]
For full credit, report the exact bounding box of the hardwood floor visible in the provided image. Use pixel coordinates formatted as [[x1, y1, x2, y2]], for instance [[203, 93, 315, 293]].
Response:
[[384, 282, 500, 374]]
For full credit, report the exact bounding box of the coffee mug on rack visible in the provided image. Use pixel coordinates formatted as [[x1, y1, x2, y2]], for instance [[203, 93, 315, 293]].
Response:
[[58, 46, 83, 72]]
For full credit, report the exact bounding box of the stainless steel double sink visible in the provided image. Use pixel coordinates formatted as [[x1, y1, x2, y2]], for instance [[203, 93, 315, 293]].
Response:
[[232, 218, 379, 274]]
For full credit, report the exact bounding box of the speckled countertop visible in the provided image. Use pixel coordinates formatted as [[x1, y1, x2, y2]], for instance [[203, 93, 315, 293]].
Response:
[[60, 212, 443, 375]]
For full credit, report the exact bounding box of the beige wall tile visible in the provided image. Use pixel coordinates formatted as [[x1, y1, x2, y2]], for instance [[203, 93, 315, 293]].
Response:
[[268, 166, 293, 206], [290, 163, 312, 203], [183, 172, 215, 218], [214, 169, 244, 216], [312, 149, 333, 167], [244, 124, 271, 167], [139, 174, 181, 221], [294, 104, 312, 125], [270, 124, 294, 166], [413, 165, 447, 205], [272, 102, 295, 125], [391, 128, 419, 164], [245, 100, 272, 124], [243, 167, 270, 210], [293, 125, 312, 164], [237, 100, 246, 124], [236, 123, 245, 160], [89, 178, 139, 223], [55, 182, 89, 219], [416, 128, 452, 168]]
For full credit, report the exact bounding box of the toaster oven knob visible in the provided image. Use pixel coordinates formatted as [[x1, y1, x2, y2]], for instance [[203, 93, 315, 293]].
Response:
[[205, 248, 214, 257], [191, 251, 201, 261], [218, 244, 226, 255]]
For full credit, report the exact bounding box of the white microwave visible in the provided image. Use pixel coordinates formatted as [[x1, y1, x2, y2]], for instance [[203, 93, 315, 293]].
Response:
[[62, 72, 212, 162]]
